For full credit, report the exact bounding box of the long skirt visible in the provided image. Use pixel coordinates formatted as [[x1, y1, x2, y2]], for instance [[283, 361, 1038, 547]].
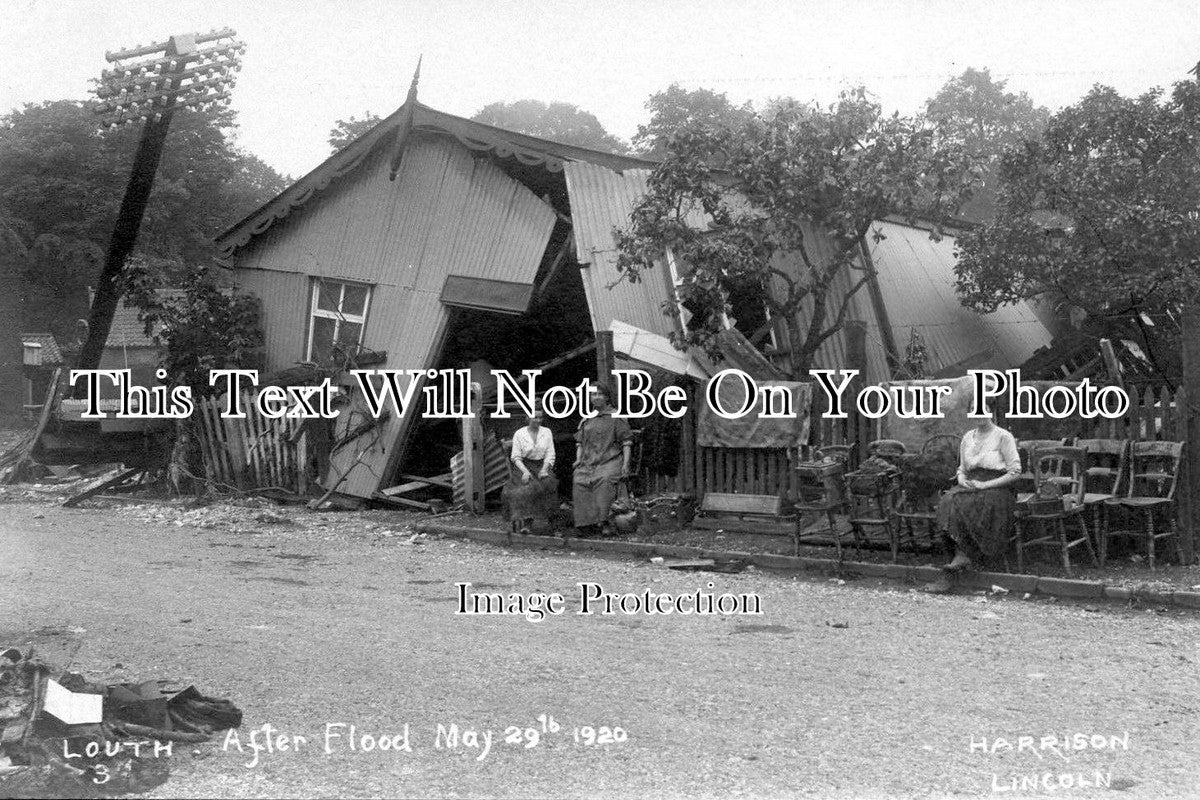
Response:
[[937, 468, 1016, 561], [572, 457, 623, 528], [502, 458, 558, 524]]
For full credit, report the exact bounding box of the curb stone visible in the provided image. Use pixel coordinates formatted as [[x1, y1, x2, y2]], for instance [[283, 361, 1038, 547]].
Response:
[[410, 523, 1198, 611], [1171, 591, 1200, 609], [1036, 577, 1103, 599]]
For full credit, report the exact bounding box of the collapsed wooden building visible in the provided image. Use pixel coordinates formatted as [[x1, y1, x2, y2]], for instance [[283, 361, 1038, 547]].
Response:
[[211, 90, 1056, 508]]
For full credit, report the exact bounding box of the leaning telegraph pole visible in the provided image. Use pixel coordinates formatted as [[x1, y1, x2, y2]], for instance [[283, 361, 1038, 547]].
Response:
[[75, 29, 245, 373]]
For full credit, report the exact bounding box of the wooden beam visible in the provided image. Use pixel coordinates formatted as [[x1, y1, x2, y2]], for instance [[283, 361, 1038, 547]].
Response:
[[596, 329, 614, 387], [858, 238, 900, 378], [372, 493, 432, 511], [533, 233, 574, 300], [396, 472, 453, 489], [534, 339, 597, 375], [461, 382, 485, 513], [63, 467, 142, 508], [1099, 338, 1124, 388], [1180, 306, 1200, 565], [845, 320, 870, 455]]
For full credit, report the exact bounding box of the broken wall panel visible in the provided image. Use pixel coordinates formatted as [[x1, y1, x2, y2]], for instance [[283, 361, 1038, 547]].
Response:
[[229, 134, 556, 498]]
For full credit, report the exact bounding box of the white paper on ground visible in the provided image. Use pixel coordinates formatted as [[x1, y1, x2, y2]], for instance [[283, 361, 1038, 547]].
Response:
[[42, 678, 103, 725]]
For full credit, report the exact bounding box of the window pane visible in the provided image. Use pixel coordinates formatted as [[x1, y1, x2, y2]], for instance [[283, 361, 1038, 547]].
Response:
[[316, 282, 340, 313], [341, 284, 368, 317], [310, 316, 337, 362], [337, 321, 364, 349]]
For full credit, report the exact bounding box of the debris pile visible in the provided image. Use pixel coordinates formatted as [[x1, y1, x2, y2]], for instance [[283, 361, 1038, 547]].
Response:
[[0, 648, 241, 798]]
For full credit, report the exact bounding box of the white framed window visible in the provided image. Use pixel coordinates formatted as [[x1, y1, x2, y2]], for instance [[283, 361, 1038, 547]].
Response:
[[306, 279, 372, 363]]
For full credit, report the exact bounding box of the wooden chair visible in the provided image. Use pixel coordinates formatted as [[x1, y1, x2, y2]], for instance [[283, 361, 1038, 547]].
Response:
[[1015, 439, 1066, 504], [844, 466, 903, 563], [895, 434, 960, 554], [866, 439, 908, 463], [1071, 438, 1127, 563], [1102, 441, 1185, 569], [793, 445, 855, 560], [1013, 446, 1098, 575]]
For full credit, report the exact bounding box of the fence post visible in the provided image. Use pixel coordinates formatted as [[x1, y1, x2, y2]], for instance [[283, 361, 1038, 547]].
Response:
[[595, 329, 614, 388], [461, 382, 485, 514], [845, 320, 869, 462], [1181, 306, 1200, 564]]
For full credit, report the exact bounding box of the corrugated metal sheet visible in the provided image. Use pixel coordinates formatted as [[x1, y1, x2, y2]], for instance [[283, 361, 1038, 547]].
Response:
[[866, 221, 1051, 376], [230, 268, 309, 371], [565, 167, 892, 382], [775, 220, 890, 382], [231, 134, 556, 498], [563, 162, 678, 336]]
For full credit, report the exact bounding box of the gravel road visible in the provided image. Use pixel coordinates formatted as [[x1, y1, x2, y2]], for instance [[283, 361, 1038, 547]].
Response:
[[1, 501, 1198, 799]]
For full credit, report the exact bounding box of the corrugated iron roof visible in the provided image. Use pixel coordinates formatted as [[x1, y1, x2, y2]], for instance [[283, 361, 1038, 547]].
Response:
[[564, 163, 674, 335], [865, 220, 1051, 377], [564, 161, 695, 337], [774, 221, 890, 382], [216, 101, 653, 259]]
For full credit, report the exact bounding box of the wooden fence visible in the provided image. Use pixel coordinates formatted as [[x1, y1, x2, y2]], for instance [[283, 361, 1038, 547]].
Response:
[[193, 394, 310, 493], [640, 384, 1190, 505]]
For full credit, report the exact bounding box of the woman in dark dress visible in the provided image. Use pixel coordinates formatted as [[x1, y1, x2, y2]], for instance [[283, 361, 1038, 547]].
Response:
[[502, 410, 558, 535], [572, 384, 633, 537], [925, 414, 1021, 593]]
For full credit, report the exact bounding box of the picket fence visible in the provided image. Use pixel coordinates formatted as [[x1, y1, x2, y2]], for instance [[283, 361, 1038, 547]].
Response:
[[640, 385, 1188, 504]]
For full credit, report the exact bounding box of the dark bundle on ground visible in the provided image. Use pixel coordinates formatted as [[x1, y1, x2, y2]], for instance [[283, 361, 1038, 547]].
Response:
[[0, 648, 241, 798]]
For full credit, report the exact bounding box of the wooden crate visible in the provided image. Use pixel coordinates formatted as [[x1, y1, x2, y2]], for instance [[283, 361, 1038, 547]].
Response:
[[693, 492, 792, 535]]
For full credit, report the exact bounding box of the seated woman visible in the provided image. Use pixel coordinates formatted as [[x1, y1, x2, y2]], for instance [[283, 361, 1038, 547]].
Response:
[[925, 414, 1021, 593], [502, 409, 558, 535], [572, 383, 633, 538]]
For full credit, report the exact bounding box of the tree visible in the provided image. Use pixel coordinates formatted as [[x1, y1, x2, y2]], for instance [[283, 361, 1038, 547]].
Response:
[[0, 99, 288, 341], [954, 80, 1200, 385], [616, 88, 983, 378], [122, 260, 263, 397], [925, 68, 1050, 221], [328, 112, 382, 153], [632, 84, 754, 159], [470, 100, 626, 152]]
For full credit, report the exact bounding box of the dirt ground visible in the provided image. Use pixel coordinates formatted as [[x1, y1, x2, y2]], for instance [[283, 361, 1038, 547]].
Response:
[[1, 494, 1199, 799]]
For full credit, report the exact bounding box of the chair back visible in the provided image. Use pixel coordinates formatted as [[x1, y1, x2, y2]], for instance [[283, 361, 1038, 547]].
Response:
[[816, 444, 855, 464], [921, 433, 962, 457], [867, 439, 907, 465], [1016, 438, 1066, 493], [1033, 445, 1087, 507], [1072, 438, 1127, 496], [1126, 440, 1184, 501]]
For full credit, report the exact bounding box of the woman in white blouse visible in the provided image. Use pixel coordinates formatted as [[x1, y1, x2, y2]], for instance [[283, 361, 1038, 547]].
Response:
[[501, 410, 559, 535], [927, 414, 1021, 591]]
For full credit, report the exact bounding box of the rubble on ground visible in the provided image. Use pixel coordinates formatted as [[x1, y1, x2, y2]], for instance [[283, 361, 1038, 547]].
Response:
[[0, 647, 241, 798]]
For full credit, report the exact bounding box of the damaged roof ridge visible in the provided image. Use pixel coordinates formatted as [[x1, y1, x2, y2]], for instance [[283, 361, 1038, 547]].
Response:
[[213, 100, 658, 259]]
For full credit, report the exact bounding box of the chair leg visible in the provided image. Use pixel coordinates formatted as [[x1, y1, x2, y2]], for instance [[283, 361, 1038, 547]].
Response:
[[1080, 513, 1098, 568], [1057, 520, 1072, 577], [1092, 505, 1106, 566], [1146, 510, 1156, 571], [827, 510, 842, 563], [888, 515, 899, 564], [1170, 512, 1185, 566], [1014, 520, 1024, 574]]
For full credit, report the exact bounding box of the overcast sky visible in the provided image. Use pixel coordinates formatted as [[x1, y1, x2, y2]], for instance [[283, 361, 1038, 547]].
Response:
[[3, 0, 1198, 179]]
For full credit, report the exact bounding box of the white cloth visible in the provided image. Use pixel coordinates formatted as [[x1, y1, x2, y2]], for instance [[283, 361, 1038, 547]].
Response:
[[511, 425, 555, 467], [958, 425, 1020, 476]]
